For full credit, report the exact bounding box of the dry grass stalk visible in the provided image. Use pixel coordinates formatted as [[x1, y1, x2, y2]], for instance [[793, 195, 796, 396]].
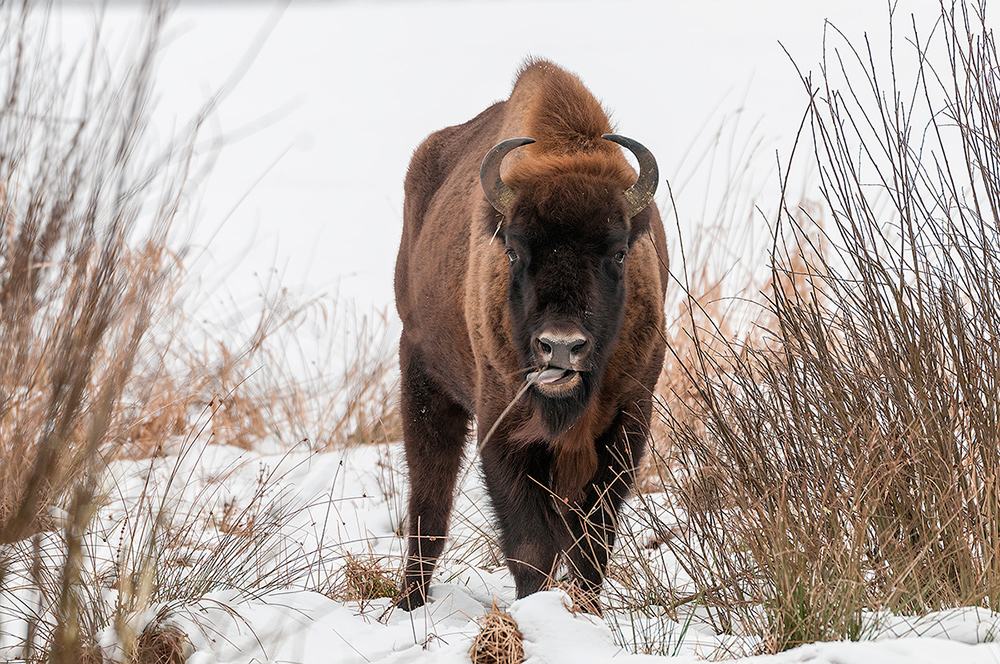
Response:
[[639, 111, 777, 491], [469, 600, 525, 664]]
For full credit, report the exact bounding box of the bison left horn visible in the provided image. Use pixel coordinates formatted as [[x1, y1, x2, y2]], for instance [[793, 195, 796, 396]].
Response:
[[602, 134, 659, 218], [480, 137, 536, 218]]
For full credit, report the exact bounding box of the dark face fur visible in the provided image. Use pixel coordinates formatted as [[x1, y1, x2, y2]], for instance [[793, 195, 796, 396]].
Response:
[[499, 174, 649, 438]]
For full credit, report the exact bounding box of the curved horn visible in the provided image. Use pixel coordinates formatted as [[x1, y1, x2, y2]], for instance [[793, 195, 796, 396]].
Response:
[[480, 137, 535, 216], [602, 133, 659, 217]]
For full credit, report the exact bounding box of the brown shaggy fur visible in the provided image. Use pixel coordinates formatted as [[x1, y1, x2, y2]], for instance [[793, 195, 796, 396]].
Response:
[[394, 59, 668, 612]]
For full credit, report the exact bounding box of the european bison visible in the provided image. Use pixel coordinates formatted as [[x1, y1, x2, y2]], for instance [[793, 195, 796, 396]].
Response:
[[394, 59, 668, 611]]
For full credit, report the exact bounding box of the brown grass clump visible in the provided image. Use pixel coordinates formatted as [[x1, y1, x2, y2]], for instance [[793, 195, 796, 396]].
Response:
[[131, 623, 189, 664], [469, 601, 525, 664], [638, 105, 778, 492], [328, 553, 398, 607]]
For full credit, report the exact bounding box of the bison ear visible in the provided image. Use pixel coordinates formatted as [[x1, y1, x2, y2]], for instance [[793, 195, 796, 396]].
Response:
[[627, 203, 654, 246], [479, 198, 508, 241]]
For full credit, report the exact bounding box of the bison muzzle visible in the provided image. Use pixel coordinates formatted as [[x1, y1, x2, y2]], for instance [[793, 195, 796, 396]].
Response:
[[394, 59, 668, 612]]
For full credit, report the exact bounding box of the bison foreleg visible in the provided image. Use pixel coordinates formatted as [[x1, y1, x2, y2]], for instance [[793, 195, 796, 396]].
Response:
[[396, 343, 471, 611], [564, 404, 649, 612], [563, 487, 623, 614], [480, 440, 565, 598]]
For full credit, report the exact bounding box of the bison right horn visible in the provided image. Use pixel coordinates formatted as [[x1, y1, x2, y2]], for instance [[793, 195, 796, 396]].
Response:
[[480, 137, 535, 218], [602, 134, 659, 218]]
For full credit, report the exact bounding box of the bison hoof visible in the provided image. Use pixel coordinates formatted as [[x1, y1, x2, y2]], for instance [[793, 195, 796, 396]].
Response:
[[394, 588, 428, 611]]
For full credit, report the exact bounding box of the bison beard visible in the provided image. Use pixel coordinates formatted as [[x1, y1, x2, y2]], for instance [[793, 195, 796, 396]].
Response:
[[393, 59, 668, 612]]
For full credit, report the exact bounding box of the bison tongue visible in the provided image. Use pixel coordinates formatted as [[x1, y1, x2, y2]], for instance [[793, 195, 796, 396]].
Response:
[[533, 367, 571, 385]]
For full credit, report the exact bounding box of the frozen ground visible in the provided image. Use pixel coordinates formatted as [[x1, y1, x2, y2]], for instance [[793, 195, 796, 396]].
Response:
[[6, 1, 1000, 661]]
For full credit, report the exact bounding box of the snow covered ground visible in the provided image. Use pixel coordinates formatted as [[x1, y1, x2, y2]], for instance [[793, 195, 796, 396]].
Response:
[[9, 439, 994, 663], [6, 1, 1000, 661]]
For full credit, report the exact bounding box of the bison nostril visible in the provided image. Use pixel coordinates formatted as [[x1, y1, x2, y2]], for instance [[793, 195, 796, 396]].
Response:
[[535, 338, 553, 363], [536, 332, 589, 369]]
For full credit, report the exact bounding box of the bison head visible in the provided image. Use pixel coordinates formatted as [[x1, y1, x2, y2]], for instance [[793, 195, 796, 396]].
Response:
[[480, 135, 658, 437]]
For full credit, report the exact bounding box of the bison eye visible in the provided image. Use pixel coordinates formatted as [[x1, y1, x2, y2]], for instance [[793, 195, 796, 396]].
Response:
[[506, 247, 518, 263], [614, 250, 627, 264]]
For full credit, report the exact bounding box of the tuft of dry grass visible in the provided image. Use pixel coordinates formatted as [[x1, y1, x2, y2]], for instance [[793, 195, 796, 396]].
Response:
[[327, 552, 398, 607], [131, 619, 189, 664], [638, 106, 777, 491], [0, 7, 186, 545], [470, 600, 525, 664]]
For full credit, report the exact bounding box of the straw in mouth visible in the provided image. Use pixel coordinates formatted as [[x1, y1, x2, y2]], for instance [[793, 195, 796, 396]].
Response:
[[526, 367, 577, 386]]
